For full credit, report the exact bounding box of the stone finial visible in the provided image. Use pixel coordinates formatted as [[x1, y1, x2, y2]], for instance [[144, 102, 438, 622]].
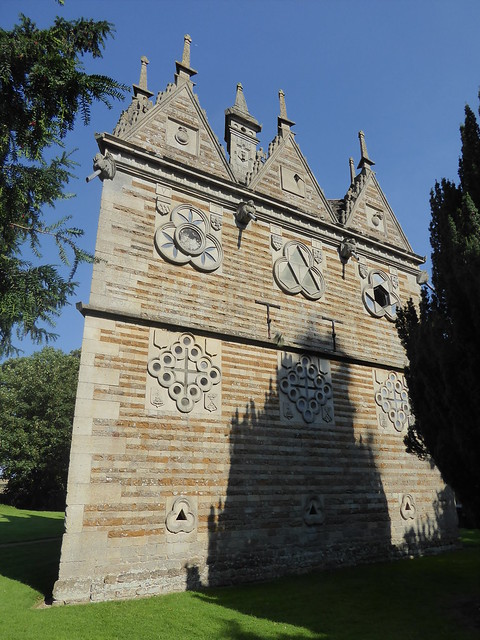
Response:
[[357, 130, 375, 170], [133, 55, 154, 99], [349, 157, 356, 184], [279, 89, 288, 120], [175, 34, 197, 86], [182, 34, 192, 67], [277, 89, 295, 137], [139, 56, 149, 90], [234, 83, 249, 114]]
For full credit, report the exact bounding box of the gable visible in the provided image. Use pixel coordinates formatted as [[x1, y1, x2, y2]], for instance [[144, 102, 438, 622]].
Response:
[[344, 171, 412, 252], [116, 83, 234, 182], [249, 134, 336, 223]]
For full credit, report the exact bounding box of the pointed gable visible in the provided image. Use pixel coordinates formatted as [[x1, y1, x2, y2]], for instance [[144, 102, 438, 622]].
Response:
[[342, 131, 412, 251], [113, 38, 234, 182], [344, 169, 412, 251], [248, 91, 336, 223]]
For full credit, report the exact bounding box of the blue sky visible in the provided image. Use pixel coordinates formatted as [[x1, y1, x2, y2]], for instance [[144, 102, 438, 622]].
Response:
[[3, 0, 480, 356]]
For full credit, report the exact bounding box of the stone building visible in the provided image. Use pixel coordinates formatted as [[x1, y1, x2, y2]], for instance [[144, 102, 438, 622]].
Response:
[[53, 36, 457, 604]]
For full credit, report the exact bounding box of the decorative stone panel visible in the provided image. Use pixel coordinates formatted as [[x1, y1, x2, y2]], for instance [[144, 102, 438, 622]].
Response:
[[281, 165, 305, 198], [166, 117, 199, 155], [304, 496, 325, 525], [146, 329, 221, 415], [400, 494, 416, 520], [373, 370, 412, 432], [365, 203, 385, 234], [166, 497, 197, 534], [273, 241, 325, 300], [278, 352, 334, 425], [362, 269, 400, 321], [270, 224, 283, 251], [154, 203, 223, 272]]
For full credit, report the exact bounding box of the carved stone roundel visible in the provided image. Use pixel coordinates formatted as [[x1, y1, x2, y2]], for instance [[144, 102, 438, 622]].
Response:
[[148, 333, 221, 413], [362, 270, 399, 321], [174, 126, 190, 146], [273, 241, 325, 300], [155, 204, 223, 272]]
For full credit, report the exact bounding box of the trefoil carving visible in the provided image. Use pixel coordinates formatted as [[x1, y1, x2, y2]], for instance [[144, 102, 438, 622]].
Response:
[[304, 496, 325, 525], [166, 497, 196, 533], [400, 494, 416, 520], [273, 241, 325, 301]]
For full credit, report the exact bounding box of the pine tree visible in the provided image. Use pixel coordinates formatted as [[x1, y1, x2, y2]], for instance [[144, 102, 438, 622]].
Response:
[[397, 102, 480, 527], [0, 14, 126, 356]]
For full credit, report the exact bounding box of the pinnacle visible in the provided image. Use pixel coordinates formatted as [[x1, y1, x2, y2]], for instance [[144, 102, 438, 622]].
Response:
[[234, 83, 249, 114], [132, 55, 154, 99], [357, 130, 375, 170]]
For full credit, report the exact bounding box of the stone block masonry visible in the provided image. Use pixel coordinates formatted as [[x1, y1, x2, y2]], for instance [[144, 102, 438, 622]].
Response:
[[53, 38, 457, 604]]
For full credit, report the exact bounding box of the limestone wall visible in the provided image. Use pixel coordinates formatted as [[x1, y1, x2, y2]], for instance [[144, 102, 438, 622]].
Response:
[[54, 59, 457, 604]]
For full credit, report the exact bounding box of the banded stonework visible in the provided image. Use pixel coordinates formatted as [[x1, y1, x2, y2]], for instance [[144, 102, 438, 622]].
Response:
[[54, 38, 458, 604]]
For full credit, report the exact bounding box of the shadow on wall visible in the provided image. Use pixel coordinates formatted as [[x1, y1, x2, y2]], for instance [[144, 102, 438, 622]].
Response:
[[403, 486, 459, 554], [194, 336, 393, 590]]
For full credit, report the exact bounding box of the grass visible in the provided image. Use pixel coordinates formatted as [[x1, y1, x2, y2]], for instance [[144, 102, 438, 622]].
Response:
[[0, 503, 64, 544], [1, 504, 479, 640]]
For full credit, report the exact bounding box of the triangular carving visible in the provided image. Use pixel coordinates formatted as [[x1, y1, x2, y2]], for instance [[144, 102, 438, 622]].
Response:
[[249, 133, 336, 223], [343, 169, 412, 252], [114, 81, 234, 182]]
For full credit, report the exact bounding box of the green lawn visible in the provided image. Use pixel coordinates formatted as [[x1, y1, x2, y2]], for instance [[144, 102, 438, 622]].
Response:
[[1, 504, 479, 640]]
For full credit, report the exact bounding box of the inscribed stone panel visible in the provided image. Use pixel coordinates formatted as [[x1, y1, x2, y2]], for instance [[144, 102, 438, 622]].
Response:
[[146, 329, 222, 416]]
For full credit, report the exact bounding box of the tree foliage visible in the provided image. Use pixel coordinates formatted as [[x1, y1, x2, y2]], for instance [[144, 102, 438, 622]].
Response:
[[397, 101, 480, 526], [0, 347, 80, 510], [0, 13, 126, 357]]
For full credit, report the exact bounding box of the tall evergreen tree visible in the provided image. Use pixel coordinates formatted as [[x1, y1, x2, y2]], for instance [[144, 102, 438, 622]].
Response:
[[0, 13, 126, 357], [397, 102, 480, 527]]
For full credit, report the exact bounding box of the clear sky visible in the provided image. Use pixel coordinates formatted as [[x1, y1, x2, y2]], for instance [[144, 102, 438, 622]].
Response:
[[3, 0, 480, 357]]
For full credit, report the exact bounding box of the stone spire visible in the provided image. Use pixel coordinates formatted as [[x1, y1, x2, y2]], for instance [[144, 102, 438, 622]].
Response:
[[357, 130, 375, 170], [349, 157, 356, 184], [175, 34, 197, 86], [224, 83, 262, 184], [132, 56, 154, 99], [277, 89, 295, 137]]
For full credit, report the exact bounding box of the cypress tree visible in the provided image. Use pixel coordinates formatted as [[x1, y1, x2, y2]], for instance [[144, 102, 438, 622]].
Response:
[[397, 99, 480, 526]]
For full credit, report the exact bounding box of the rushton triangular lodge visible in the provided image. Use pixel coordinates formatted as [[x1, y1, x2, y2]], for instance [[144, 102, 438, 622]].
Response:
[[53, 36, 458, 604]]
